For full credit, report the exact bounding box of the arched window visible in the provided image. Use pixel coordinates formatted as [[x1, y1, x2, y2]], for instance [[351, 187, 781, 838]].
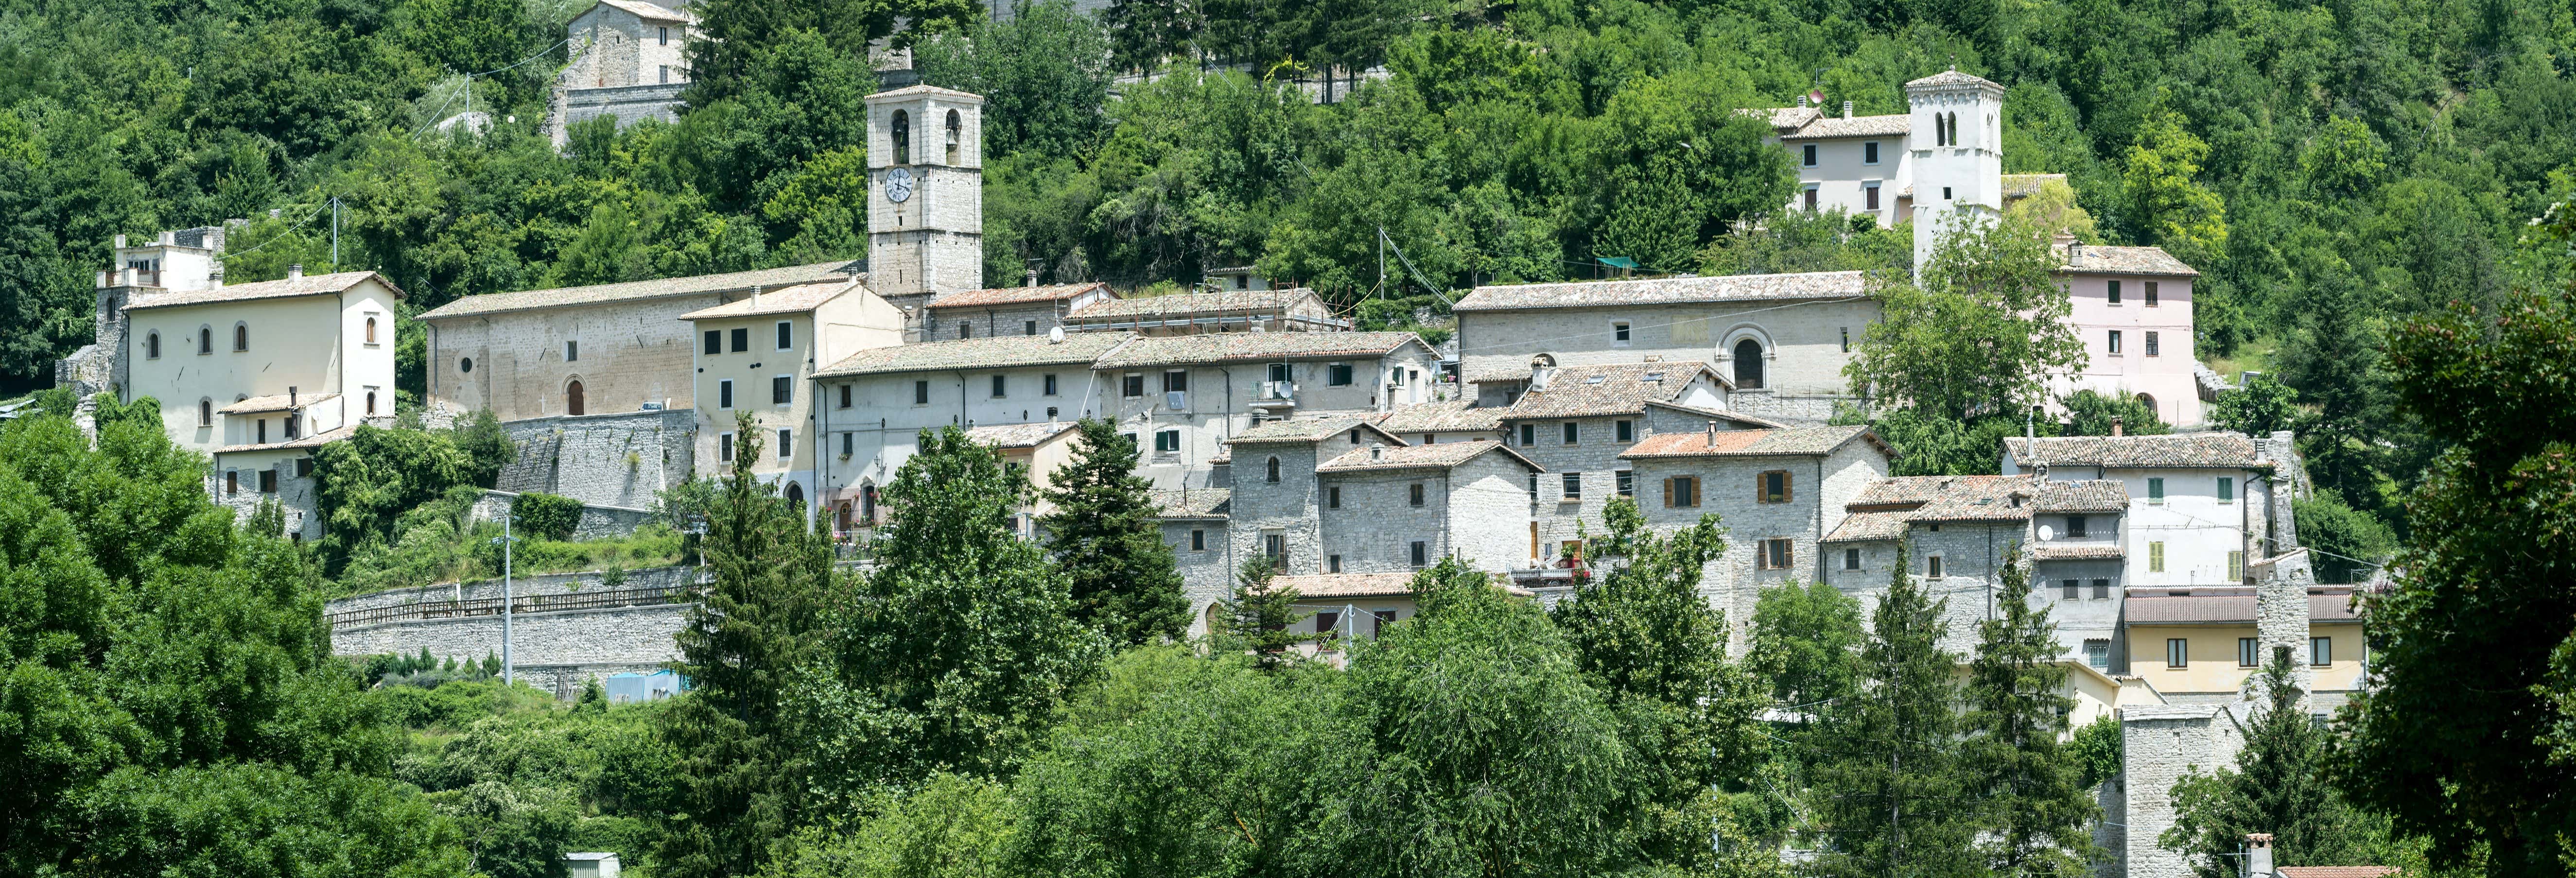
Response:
[[198, 326, 212, 354], [2135, 393, 2157, 418], [146, 331, 160, 359], [197, 398, 212, 426], [366, 390, 378, 416], [1266, 456, 1281, 483], [784, 482, 804, 505], [365, 316, 378, 344], [566, 379, 586, 416], [1733, 338, 1765, 390], [890, 109, 911, 165], [232, 322, 248, 352], [944, 109, 961, 163]]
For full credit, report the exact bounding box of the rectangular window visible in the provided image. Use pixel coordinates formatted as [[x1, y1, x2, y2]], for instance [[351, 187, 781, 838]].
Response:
[[2108, 280, 2123, 305], [1316, 610, 1340, 642], [773, 376, 791, 405], [1664, 476, 1699, 508], [2167, 638, 2189, 668], [776, 321, 792, 350], [1803, 186, 1819, 211], [1409, 483, 1426, 506], [2093, 578, 2110, 599], [1155, 430, 1180, 453], [1263, 534, 1288, 569], [296, 458, 314, 478], [2217, 477, 2235, 502], [1159, 370, 1188, 393], [1190, 529, 1205, 551], [719, 379, 734, 409], [1327, 554, 1343, 573], [703, 329, 720, 355], [1613, 322, 1631, 343], [2063, 579, 2081, 600], [2087, 639, 2112, 670], [1328, 362, 1354, 386], [1760, 538, 1792, 570], [1844, 548, 1861, 570], [1616, 470, 1635, 498], [1374, 609, 1396, 637], [2239, 637, 2261, 668], [1562, 422, 1579, 445], [719, 433, 734, 462], [1410, 540, 1428, 568], [991, 375, 1007, 398], [1802, 143, 1818, 166], [2311, 637, 2332, 666], [1758, 470, 1792, 503], [2147, 477, 2165, 502], [1841, 326, 1851, 352], [2108, 330, 2123, 354], [2145, 281, 2159, 307], [2146, 331, 2161, 357], [1561, 472, 1582, 501], [1864, 182, 1880, 210], [2067, 516, 2088, 538], [658, 25, 668, 44], [1044, 374, 1058, 396], [1519, 423, 1536, 446], [565, 340, 578, 362], [1025, 320, 1038, 336], [257, 419, 267, 444], [658, 65, 669, 84], [1864, 141, 1880, 164], [730, 327, 748, 353], [226, 471, 238, 495], [2149, 542, 2165, 572], [2228, 551, 2245, 582], [959, 323, 972, 339], [778, 429, 792, 458], [1328, 486, 1341, 509], [1268, 363, 1290, 384], [260, 469, 277, 493], [841, 432, 853, 456], [838, 384, 852, 408], [1615, 420, 1634, 442], [1123, 374, 1145, 397], [1928, 555, 1945, 578], [914, 380, 930, 405]]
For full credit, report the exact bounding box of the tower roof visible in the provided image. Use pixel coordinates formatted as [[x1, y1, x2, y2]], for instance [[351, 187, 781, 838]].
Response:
[[1904, 69, 2004, 93], [865, 84, 984, 103]]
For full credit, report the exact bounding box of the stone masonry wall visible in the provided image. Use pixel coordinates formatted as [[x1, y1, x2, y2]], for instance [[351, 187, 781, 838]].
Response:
[[496, 409, 696, 510], [1318, 465, 1453, 574], [1164, 519, 1235, 637], [2123, 705, 2245, 878], [1229, 442, 1323, 575], [328, 566, 699, 699], [1448, 453, 1536, 573]]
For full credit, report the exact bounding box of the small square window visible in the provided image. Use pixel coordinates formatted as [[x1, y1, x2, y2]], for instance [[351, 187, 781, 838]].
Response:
[[1328, 363, 1354, 386], [730, 327, 748, 353], [1327, 554, 1342, 573], [2310, 636, 2332, 667], [704, 330, 721, 355], [2217, 477, 2234, 502], [1409, 483, 1426, 506], [1155, 430, 1181, 453], [1164, 370, 1188, 393], [259, 469, 278, 493], [1844, 548, 1861, 570], [1561, 472, 1581, 501], [2067, 516, 2088, 538], [838, 384, 852, 408], [1615, 470, 1635, 497], [1664, 476, 1699, 508], [1519, 424, 1536, 446], [2092, 579, 2110, 599], [2086, 639, 2111, 670], [2238, 637, 2261, 668], [1802, 143, 1817, 167], [2062, 579, 2081, 600], [1615, 420, 1633, 442], [1612, 322, 1631, 344], [1123, 375, 1145, 397], [1562, 422, 1579, 445], [1758, 470, 1791, 503], [1760, 538, 1792, 570], [914, 380, 930, 405], [2167, 638, 2189, 668], [1025, 320, 1038, 336], [1864, 141, 1880, 164], [2147, 477, 2165, 502]]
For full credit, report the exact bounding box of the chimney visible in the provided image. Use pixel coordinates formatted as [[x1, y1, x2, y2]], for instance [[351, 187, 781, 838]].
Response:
[[1025, 268, 1040, 288], [287, 264, 303, 280], [2110, 416, 2124, 437], [749, 286, 763, 308], [2246, 834, 2275, 878], [288, 386, 297, 407], [158, 230, 175, 245], [1706, 420, 1719, 447], [1842, 100, 1853, 119], [113, 234, 127, 249]]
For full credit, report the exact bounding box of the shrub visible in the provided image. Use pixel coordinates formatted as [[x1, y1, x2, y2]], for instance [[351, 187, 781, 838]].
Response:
[[512, 492, 584, 541]]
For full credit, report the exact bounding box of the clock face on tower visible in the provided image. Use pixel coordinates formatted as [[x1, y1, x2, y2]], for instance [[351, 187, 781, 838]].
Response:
[[883, 167, 915, 203]]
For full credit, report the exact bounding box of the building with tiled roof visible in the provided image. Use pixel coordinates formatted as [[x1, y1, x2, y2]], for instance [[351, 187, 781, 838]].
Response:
[[2004, 433, 2263, 470], [925, 282, 1116, 341], [813, 332, 1131, 377], [1092, 330, 1429, 370], [1098, 332, 1444, 492], [1316, 439, 1535, 474], [1063, 288, 1348, 334], [2125, 585, 2366, 706], [685, 278, 906, 512], [547, 0, 701, 146]]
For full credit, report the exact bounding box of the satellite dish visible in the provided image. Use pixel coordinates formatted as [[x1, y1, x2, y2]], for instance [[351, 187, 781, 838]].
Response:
[[1047, 326, 1066, 344], [2037, 524, 2056, 541]]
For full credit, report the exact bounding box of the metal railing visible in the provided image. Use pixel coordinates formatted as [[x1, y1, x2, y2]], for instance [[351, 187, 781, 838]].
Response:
[[327, 583, 703, 628]]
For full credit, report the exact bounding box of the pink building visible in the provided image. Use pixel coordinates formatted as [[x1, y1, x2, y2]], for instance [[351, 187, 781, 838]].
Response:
[[2052, 242, 2202, 426]]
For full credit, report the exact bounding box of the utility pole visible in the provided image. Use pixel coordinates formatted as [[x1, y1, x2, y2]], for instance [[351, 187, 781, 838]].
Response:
[[1376, 224, 1386, 300], [330, 196, 341, 271], [491, 513, 518, 685]]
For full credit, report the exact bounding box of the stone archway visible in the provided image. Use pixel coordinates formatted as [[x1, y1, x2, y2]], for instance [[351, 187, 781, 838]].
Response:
[[566, 379, 585, 416]]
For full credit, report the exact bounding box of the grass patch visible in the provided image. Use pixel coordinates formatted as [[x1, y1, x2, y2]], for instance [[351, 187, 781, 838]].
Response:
[[2204, 335, 2280, 383], [331, 485, 684, 596]]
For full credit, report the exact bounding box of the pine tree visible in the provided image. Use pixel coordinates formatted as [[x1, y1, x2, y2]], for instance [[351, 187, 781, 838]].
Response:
[[1042, 418, 1188, 646], [655, 413, 834, 878], [1221, 553, 1308, 671], [1962, 554, 2098, 878], [2165, 650, 2369, 878], [1808, 538, 1977, 878]]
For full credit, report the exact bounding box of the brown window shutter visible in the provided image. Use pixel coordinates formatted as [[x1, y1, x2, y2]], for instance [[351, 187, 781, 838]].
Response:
[[1663, 477, 1675, 508], [1783, 470, 1794, 503], [1756, 472, 1768, 503]]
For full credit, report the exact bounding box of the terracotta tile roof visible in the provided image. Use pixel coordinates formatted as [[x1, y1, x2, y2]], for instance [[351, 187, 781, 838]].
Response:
[[2007, 434, 2259, 469], [596, 0, 692, 21], [2062, 244, 2200, 277], [1644, 399, 1787, 429], [214, 424, 355, 454], [1151, 488, 1231, 519], [1905, 475, 2037, 522], [1454, 270, 1866, 311], [126, 271, 397, 311], [813, 332, 1130, 377], [1619, 424, 1874, 459], [2124, 593, 2362, 625], [1371, 399, 1504, 434], [2002, 173, 2067, 198], [1066, 288, 1323, 321], [1849, 476, 1952, 508], [1091, 331, 1424, 369], [2035, 480, 2129, 513], [869, 84, 983, 102], [2277, 867, 2394, 878], [678, 279, 860, 320], [928, 282, 1112, 310], [1757, 106, 1820, 132], [219, 392, 338, 414], [419, 261, 855, 320], [1907, 69, 2004, 91], [1823, 511, 1909, 543], [1316, 439, 1536, 473], [1779, 114, 1912, 140], [1227, 416, 1403, 446], [964, 421, 1079, 449], [1498, 363, 1711, 419], [2032, 544, 2126, 561]]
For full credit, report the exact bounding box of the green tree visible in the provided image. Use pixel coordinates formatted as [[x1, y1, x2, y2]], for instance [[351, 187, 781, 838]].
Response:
[[1961, 555, 2096, 878], [914, 1, 1115, 161], [2210, 376, 2300, 438], [655, 415, 835, 878], [2335, 287, 2576, 876], [2274, 269, 2392, 511], [2292, 490, 2398, 585], [1846, 215, 2087, 421], [311, 422, 481, 572], [1807, 539, 1975, 878], [2123, 107, 2228, 265], [1220, 553, 1309, 670], [800, 426, 1106, 799], [1040, 418, 1187, 646], [2168, 652, 2373, 878], [1750, 579, 1866, 716], [2060, 389, 2172, 436]]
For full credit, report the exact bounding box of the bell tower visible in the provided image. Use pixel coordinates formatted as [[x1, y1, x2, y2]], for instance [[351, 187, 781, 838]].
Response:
[[866, 85, 985, 314], [1905, 69, 2005, 274]]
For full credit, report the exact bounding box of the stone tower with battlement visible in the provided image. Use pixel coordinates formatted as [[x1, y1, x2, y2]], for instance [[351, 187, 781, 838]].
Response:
[[1906, 69, 2005, 273], [866, 84, 984, 325]]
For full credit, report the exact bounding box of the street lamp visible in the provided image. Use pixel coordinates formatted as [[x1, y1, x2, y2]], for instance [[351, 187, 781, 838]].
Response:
[[489, 512, 520, 685]]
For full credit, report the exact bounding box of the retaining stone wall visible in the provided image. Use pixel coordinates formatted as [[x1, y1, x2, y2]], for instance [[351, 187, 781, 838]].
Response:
[[328, 566, 700, 699], [496, 409, 696, 510]]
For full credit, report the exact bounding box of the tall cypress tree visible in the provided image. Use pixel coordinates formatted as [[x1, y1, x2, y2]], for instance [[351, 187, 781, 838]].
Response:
[[655, 413, 834, 878], [1042, 418, 1188, 646], [1962, 554, 2098, 877], [1808, 538, 1977, 878]]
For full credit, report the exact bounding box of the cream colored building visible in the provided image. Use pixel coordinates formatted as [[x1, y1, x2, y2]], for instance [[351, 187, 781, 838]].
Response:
[[2123, 586, 2366, 707], [682, 278, 905, 507]]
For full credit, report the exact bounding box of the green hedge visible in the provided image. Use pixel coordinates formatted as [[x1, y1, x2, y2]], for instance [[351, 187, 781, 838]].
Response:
[[511, 492, 584, 541]]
